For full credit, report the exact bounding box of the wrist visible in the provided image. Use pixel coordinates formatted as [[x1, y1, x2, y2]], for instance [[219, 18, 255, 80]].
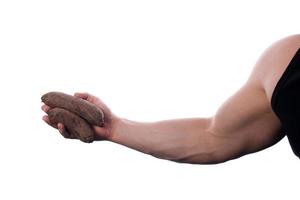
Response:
[[108, 117, 138, 145], [108, 116, 126, 143]]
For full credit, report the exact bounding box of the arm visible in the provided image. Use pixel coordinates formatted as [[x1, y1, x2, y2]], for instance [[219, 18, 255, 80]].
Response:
[[111, 117, 215, 163], [110, 79, 283, 164], [108, 36, 300, 163], [43, 38, 289, 164], [42, 78, 283, 164]]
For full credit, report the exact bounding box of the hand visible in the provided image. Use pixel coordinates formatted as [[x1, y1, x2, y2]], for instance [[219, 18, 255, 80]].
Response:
[[41, 92, 120, 141]]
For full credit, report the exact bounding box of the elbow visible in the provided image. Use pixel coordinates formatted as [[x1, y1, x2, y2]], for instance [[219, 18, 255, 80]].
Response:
[[174, 132, 228, 164], [173, 150, 228, 165], [149, 147, 224, 164], [171, 136, 242, 165], [173, 147, 242, 164]]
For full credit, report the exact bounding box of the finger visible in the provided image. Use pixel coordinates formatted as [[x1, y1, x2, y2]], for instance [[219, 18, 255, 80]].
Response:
[[43, 116, 74, 139], [74, 92, 89, 100], [93, 126, 109, 140], [42, 115, 58, 129], [57, 123, 65, 133], [74, 92, 101, 106], [57, 123, 72, 138], [41, 104, 51, 113]]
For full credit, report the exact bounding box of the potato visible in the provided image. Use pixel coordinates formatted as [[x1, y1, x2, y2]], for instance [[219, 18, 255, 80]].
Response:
[[42, 92, 104, 127], [48, 108, 94, 143]]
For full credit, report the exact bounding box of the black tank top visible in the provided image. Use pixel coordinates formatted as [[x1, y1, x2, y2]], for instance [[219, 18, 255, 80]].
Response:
[[271, 48, 300, 158]]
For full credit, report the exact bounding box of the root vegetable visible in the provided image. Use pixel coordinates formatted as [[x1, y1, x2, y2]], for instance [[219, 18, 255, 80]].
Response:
[[42, 92, 104, 127], [48, 108, 94, 143]]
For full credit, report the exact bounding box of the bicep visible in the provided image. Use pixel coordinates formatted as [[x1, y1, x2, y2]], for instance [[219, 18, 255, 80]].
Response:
[[209, 80, 284, 161]]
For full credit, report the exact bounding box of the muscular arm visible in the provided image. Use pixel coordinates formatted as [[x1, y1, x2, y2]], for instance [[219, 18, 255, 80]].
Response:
[[110, 76, 283, 164], [42, 35, 298, 164], [108, 35, 300, 164]]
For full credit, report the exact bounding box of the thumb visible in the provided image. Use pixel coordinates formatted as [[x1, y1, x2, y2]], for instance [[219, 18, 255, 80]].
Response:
[[92, 126, 110, 140], [74, 92, 89, 100]]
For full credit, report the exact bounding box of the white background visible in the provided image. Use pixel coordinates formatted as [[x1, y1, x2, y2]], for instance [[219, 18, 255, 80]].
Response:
[[0, 0, 300, 199]]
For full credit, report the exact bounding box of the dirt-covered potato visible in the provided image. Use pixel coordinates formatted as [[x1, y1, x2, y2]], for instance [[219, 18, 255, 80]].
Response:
[[48, 108, 94, 143], [42, 92, 104, 127]]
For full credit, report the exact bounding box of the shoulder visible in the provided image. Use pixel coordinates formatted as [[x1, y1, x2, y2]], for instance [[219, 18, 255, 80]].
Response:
[[248, 34, 300, 104]]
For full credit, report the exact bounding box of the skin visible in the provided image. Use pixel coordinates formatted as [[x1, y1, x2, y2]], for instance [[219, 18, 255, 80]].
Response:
[[42, 34, 300, 164]]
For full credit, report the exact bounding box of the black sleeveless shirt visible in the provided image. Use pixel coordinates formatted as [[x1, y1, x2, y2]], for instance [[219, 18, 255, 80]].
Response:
[[271, 48, 300, 158]]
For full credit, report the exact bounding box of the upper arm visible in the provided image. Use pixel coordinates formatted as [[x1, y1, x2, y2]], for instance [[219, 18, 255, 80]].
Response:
[[209, 79, 284, 161], [202, 34, 300, 162], [208, 35, 300, 162]]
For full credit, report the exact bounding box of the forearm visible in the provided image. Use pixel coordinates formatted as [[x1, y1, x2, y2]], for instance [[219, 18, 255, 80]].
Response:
[[110, 117, 220, 164]]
